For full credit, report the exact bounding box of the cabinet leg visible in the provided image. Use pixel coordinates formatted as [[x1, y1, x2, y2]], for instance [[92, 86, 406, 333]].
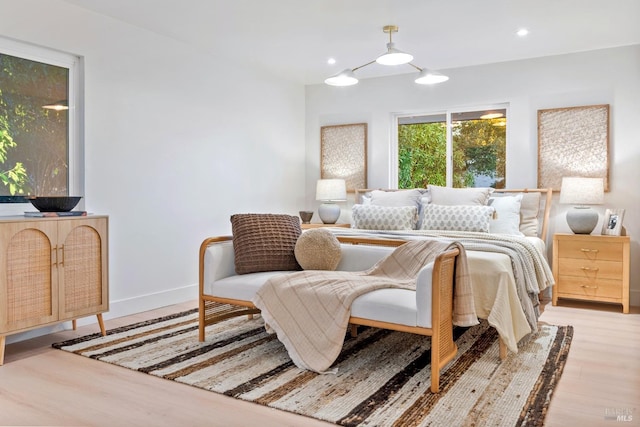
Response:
[[96, 313, 106, 336], [72, 320, 77, 330], [0, 335, 5, 366]]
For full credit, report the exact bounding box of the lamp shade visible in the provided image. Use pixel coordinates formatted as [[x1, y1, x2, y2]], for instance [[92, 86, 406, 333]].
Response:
[[324, 69, 358, 87], [415, 69, 449, 84], [376, 43, 413, 65], [316, 179, 346, 201], [559, 177, 604, 205]]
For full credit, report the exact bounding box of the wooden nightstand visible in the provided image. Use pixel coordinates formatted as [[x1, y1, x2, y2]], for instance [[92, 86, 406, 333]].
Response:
[[552, 233, 630, 313], [301, 223, 350, 229]]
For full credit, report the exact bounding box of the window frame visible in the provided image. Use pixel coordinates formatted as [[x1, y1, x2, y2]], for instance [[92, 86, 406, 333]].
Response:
[[391, 103, 509, 188], [0, 37, 83, 211]]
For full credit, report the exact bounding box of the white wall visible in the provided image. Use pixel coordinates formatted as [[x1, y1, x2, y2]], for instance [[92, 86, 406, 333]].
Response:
[[305, 45, 640, 306], [1, 0, 306, 343]]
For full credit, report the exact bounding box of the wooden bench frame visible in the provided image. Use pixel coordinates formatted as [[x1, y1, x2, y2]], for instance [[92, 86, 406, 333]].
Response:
[[199, 235, 467, 392]]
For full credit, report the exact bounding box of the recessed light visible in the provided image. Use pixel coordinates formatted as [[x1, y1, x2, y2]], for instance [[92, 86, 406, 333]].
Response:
[[516, 28, 529, 37], [327, 58, 336, 65]]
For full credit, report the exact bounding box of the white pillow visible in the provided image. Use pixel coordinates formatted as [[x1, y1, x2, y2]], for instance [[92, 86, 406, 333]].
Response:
[[428, 185, 493, 206], [370, 189, 423, 208], [370, 189, 425, 229], [488, 194, 524, 235], [352, 204, 418, 230], [421, 204, 495, 232]]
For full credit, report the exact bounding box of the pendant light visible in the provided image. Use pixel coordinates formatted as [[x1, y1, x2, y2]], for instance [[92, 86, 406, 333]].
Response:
[[325, 25, 448, 87]]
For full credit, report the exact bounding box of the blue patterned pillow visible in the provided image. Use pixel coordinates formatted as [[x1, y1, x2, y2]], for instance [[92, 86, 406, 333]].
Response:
[[421, 204, 495, 232], [352, 205, 418, 230]]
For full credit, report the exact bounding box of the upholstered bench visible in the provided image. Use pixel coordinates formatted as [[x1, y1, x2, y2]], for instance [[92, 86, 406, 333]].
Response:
[[198, 229, 461, 393]]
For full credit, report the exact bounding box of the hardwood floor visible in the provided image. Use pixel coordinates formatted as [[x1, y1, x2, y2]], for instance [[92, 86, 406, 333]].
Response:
[[1, 299, 638, 427]]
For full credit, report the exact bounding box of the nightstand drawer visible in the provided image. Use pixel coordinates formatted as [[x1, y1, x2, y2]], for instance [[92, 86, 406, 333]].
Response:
[[552, 233, 630, 313], [557, 258, 623, 280], [557, 276, 622, 299], [557, 240, 623, 261]]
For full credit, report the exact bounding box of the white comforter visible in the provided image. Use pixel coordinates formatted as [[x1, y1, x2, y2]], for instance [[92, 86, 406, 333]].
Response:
[[326, 228, 555, 352]]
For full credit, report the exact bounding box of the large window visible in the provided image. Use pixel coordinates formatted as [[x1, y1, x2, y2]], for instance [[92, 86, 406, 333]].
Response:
[[0, 37, 81, 203], [396, 106, 507, 189]]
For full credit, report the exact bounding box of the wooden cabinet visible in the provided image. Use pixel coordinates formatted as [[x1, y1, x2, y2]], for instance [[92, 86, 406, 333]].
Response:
[[552, 233, 630, 313], [0, 216, 109, 364]]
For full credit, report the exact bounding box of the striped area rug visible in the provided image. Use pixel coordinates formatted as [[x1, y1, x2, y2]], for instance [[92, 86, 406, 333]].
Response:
[[53, 309, 572, 427]]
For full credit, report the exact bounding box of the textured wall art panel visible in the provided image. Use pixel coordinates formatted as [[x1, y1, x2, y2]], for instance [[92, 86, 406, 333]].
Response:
[[537, 104, 609, 191], [321, 123, 367, 192]]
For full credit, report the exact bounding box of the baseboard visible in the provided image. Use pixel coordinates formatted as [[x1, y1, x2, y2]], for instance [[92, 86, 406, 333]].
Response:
[[630, 289, 640, 308], [5, 283, 197, 345]]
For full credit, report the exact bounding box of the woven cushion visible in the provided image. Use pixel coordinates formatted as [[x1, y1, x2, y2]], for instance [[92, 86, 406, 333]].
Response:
[[421, 204, 495, 232], [230, 213, 302, 274], [294, 229, 342, 270], [352, 204, 418, 230]]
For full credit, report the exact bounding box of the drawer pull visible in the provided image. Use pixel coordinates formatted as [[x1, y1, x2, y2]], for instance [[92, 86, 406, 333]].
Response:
[[580, 248, 599, 253], [580, 285, 599, 289], [580, 267, 599, 272]]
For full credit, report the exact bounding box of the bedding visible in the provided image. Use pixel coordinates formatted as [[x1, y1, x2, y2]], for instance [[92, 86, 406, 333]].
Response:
[[327, 227, 553, 352], [333, 187, 554, 352]]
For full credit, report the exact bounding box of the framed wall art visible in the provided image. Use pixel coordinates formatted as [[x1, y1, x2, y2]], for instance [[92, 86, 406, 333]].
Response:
[[537, 104, 610, 192], [320, 123, 367, 192], [601, 208, 625, 236]]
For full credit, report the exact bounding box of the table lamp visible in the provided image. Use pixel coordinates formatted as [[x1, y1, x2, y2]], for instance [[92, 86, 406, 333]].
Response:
[[316, 179, 346, 224], [559, 177, 604, 234]]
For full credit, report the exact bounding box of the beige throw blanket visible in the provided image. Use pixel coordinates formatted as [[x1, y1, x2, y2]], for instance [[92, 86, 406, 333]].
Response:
[[252, 240, 477, 373]]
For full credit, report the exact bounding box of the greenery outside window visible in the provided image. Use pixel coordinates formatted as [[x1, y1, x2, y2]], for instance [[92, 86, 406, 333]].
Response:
[[395, 106, 507, 189], [0, 37, 82, 206]]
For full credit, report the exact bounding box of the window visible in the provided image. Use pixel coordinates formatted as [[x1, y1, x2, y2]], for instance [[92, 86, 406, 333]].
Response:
[[395, 106, 507, 189], [0, 37, 82, 204]]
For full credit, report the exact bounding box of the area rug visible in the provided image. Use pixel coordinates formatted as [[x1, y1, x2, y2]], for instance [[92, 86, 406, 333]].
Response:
[[53, 308, 572, 427]]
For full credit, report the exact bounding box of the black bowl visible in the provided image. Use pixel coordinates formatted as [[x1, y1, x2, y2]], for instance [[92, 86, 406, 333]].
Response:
[[28, 196, 82, 212]]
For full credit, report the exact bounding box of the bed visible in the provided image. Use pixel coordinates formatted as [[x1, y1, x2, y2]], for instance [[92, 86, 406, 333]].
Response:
[[323, 186, 554, 354]]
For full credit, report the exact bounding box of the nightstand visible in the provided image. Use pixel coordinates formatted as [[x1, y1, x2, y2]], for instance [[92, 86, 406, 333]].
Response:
[[552, 233, 630, 313], [301, 223, 350, 229]]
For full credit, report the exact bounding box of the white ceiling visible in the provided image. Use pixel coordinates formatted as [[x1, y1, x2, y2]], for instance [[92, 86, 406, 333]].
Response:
[[64, 0, 640, 85]]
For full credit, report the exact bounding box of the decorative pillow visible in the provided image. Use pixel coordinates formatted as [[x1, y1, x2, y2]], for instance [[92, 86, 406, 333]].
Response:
[[352, 204, 418, 230], [294, 229, 342, 270], [488, 194, 524, 235], [428, 185, 493, 206], [421, 204, 495, 232], [230, 213, 302, 274], [370, 188, 426, 229], [519, 192, 541, 237]]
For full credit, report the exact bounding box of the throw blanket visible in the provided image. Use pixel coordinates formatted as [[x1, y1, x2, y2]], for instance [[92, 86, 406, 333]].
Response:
[[252, 239, 476, 373]]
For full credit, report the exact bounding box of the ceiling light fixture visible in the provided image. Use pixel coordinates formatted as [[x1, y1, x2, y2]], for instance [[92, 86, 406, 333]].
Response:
[[42, 100, 68, 111], [480, 112, 504, 119], [325, 25, 449, 87]]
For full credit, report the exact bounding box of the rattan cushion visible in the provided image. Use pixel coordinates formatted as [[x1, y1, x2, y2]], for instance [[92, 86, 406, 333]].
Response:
[[294, 229, 342, 270], [230, 213, 302, 274]]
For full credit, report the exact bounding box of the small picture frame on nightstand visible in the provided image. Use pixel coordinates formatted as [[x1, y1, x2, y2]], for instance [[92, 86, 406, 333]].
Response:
[[602, 208, 625, 236]]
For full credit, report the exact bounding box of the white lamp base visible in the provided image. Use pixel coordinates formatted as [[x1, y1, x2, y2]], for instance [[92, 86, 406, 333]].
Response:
[[318, 203, 340, 224], [566, 206, 599, 234]]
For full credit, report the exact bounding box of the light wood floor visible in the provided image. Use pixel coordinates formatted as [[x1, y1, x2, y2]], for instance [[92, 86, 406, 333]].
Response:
[[1, 299, 638, 427]]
